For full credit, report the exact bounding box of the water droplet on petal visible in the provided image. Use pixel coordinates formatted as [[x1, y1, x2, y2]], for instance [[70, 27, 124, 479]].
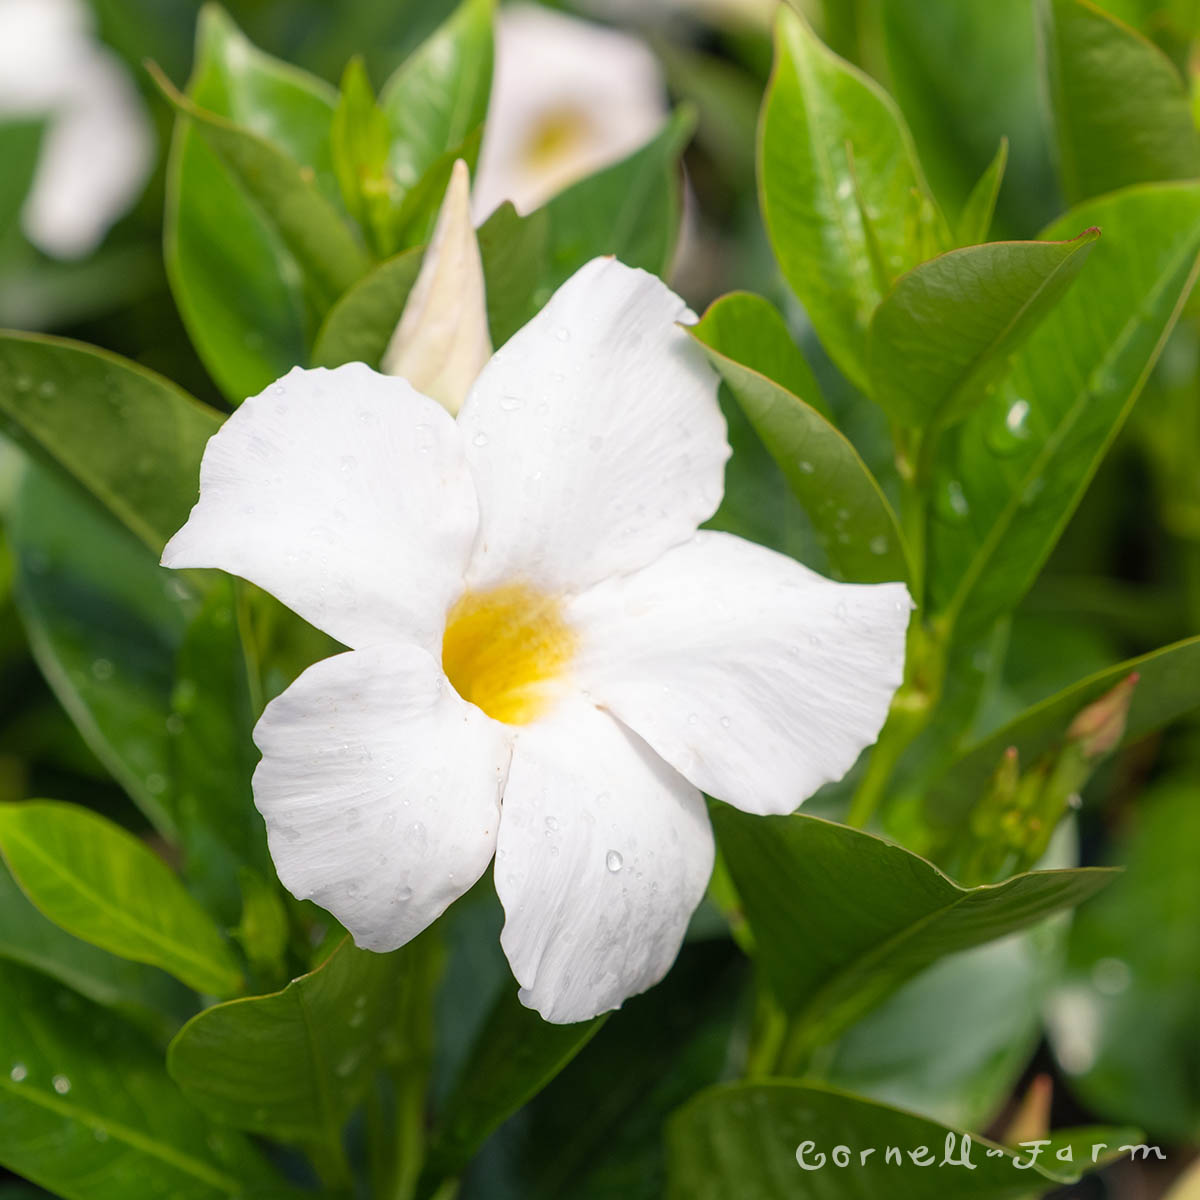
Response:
[[605, 850, 623, 873], [500, 393, 523, 411], [554, 326, 570, 342], [472, 432, 489, 447], [544, 816, 559, 831]]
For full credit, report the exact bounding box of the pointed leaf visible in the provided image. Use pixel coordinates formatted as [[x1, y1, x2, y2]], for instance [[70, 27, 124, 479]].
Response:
[[929, 182, 1200, 637], [379, 0, 493, 197], [956, 138, 1008, 246], [1039, 0, 1200, 204], [167, 937, 408, 1142], [759, 6, 946, 389], [690, 308, 908, 585], [712, 807, 1114, 1051], [0, 961, 286, 1200], [0, 802, 242, 997], [868, 230, 1099, 430], [166, 5, 343, 403], [0, 333, 220, 555]]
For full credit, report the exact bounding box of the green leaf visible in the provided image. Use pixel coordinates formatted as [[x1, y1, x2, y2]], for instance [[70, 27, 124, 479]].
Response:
[[1039, 0, 1200, 205], [165, 4, 344, 403], [867, 230, 1099, 430], [759, 6, 946, 389], [169, 579, 269, 922], [10, 467, 191, 834], [0, 801, 242, 997], [690, 309, 909, 585], [379, 0, 493, 197], [0, 960, 285, 1200], [928, 634, 1200, 830], [1049, 777, 1200, 1138], [451, 940, 746, 1200], [712, 807, 1114, 1051], [956, 138, 1008, 246], [0, 859, 192, 1043], [667, 1082, 1115, 1199], [542, 108, 694, 286], [0, 119, 44, 243], [690, 291, 830, 419], [420, 984, 606, 1190], [331, 57, 396, 256], [167, 936, 406, 1142], [0, 333, 220, 555], [154, 64, 368, 315], [928, 182, 1200, 638]]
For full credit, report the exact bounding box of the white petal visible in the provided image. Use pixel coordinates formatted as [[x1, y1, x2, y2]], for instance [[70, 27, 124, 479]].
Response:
[[0, 0, 153, 259], [458, 257, 728, 593], [381, 159, 492, 415], [162, 364, 479, 654], [473, 4, 667, 220], [253, 642, 511, 951], [566, 531, 912, 815], [496, 697, 713, 1023]]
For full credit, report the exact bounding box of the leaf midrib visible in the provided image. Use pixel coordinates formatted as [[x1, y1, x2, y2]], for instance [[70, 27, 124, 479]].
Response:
[[1, 825, 235, 993]]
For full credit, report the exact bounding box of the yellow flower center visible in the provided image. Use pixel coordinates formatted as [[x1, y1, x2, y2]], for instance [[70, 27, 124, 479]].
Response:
[[522, 109, 591, 172], [442, 583, 576, 725]]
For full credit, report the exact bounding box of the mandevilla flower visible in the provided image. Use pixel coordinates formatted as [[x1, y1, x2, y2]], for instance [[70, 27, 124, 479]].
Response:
[[0, 0, 153, 259], [163, 244, 910, 1022], [472, 4, 667, 221]]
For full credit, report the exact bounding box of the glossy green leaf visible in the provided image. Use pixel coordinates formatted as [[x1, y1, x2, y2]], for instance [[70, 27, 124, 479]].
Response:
[[0, 961, 285, 1200], [542, 108, 693, 287], [759, 6, 946, 389], [0, 859, 191, 1043], [881, 0, 1058, 234], [712, 807, 1114, 1051], [928, 182, 1200, 637], [169, 579, 269, 923], [1049, 777, 1200, 1139], [868, 230, 1099, 430], [379, 0, 493, 196], [454, 940, 746, 1200], [690, 311, 908, 585], [956, 138, 1008, 246], [0, 801, 241, 997], [690, 292, 829, 418], [10, 467, 192, 834], [155, 65, 368, 315], [928, 634, 1200, 829], [420, 983, 606, 1190], [1039, 0, 1200, 204], [0, 333, 220, 555], [330, 57, 396, 256], [667, 1082, 1117, 1199], [167, 936, 405, 1142], [166, 4, 342, 403]]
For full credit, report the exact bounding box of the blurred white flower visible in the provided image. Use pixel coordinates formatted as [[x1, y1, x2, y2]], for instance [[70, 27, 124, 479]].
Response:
[[163, 257, 910, 1023], [472, 4, 668, 221], [382, 159, 491, 416], [0, 0, 154, 258]]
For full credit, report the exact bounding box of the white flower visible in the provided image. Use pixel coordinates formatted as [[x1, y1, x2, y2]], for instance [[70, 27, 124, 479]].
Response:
[[381, 159, 491, 415], [162, 258, 910, 1023], [472, 4, 668, 222], [0, 0, 154, 259]]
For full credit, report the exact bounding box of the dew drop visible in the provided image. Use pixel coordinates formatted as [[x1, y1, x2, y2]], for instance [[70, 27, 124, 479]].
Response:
[[719, 715, 732, 729], [340, 454, 357, 473], [9, 1064, 26, 1082], [472, 432, 489, 447], [544, 816, 559, 832], [797, 460, 815, 475], [554, 326, 571, 342], [500, 393, 523, 411], [90, 658, 114, 681], [936, 479, 970, 522], [605, 850, 623, 873], [869, 534, 889, 555], [93, 1126, 109, 1142], [52, 1075, 71, 1095], [37, 381, 57, 399]]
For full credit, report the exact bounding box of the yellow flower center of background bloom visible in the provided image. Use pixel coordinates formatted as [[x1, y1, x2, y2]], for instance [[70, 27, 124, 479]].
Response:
[[442, 583, 576, 725], [522, 108, 591, 172]]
